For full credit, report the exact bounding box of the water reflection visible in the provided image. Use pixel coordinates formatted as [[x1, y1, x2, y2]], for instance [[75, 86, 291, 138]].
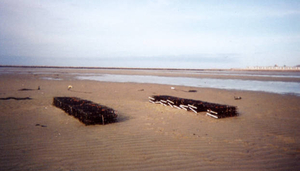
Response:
[[77, 74, 300, 95]]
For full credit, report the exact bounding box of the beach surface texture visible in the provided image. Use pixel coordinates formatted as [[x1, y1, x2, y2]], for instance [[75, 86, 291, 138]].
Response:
[[0, 67, 299, 171]]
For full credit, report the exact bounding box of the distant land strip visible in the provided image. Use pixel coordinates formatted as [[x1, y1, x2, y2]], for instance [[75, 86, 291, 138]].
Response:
[[0, 65, 299, 72], [0, 65, 231, 71]]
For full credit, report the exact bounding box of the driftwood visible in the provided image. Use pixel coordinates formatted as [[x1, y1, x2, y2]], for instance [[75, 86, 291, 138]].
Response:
[[149, 95, 238, 119], [0, 97, 32, 100], [18, 86, 40, 91], [53, 97, 117, 125]]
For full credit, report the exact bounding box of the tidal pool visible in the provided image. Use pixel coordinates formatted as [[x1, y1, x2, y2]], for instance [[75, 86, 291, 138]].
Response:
[[77, 74, 300, 95]]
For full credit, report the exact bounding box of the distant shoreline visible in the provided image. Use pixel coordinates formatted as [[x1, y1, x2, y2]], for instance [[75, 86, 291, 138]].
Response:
[[1, 65, 300, 72]]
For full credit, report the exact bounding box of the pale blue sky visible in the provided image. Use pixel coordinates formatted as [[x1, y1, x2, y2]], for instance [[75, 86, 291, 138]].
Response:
[[0, 0, 299, 68]]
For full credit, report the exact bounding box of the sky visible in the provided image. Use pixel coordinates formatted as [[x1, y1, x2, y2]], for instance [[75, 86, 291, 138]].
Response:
[[0, 0, 299, 69]]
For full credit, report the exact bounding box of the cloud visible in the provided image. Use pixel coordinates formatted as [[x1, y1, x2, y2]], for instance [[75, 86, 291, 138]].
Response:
[[0, 0, 299, 68]]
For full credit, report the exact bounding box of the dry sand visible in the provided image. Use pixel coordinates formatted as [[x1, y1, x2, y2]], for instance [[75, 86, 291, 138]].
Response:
[[0, 69, 300, 171]]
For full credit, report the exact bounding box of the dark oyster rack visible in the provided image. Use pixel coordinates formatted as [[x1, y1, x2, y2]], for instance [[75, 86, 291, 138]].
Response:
[[149, 95, 238, 119], [53, 97, 117, 125]]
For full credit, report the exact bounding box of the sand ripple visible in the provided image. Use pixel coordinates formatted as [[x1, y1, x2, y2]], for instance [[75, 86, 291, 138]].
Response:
[[0, 71, 299, 170]]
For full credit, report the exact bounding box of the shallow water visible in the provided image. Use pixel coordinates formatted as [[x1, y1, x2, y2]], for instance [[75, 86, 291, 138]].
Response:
[[192, 70, 300, 78], [1, 67, 300, 95], [77, 74, 300, 95]]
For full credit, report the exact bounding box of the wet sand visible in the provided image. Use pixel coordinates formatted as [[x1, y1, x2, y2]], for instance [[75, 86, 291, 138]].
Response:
[[0, 69, 300, 170]]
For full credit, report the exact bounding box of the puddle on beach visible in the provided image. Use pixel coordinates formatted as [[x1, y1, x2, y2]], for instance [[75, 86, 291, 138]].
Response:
[[40, 77, 62, 81], [77, 74, 300, 95]]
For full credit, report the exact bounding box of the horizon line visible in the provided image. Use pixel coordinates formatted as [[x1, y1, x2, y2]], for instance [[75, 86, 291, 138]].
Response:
[[1, 65, 300, 72], [0, 64, 234, 71]]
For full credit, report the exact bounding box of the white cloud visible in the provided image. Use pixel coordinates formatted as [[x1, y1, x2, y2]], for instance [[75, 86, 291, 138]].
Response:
[[0, 0, 299, 68]]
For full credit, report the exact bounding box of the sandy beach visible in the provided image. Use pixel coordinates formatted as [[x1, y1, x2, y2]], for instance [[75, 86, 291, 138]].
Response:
[[0, 68, 300, 170]]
